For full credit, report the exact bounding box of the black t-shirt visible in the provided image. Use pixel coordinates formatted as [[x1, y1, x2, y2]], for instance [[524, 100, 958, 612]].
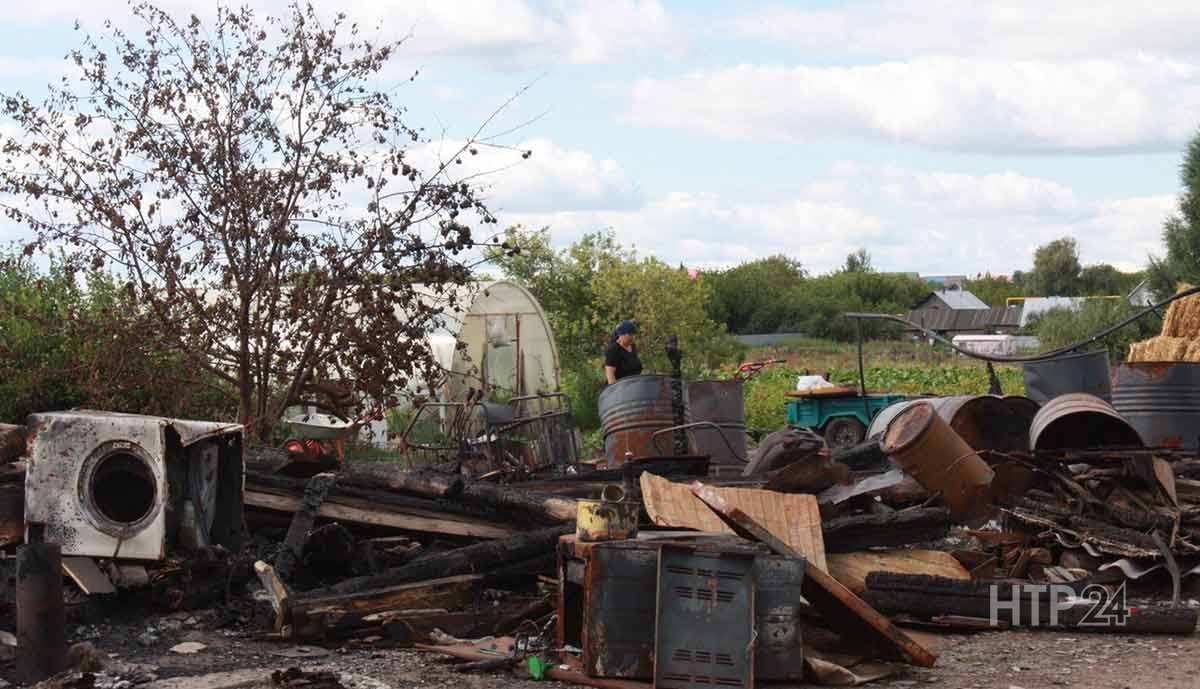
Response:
[[605, 341, 643, 381]]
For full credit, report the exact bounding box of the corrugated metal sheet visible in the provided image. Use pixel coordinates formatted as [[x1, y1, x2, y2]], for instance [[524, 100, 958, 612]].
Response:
[[918, 289, 990, 310], [904, 306, 1021, 333]]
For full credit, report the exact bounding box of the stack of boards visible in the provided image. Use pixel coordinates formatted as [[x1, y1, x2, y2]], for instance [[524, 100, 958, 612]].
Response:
[[1128, 284, 1200, 362]]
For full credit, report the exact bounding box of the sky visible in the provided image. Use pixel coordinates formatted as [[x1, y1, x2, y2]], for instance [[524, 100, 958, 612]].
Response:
[[1, 0, 1196, 276]]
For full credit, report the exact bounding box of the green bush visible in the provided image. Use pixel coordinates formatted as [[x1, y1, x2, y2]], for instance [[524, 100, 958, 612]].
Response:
[[1031, 300, 1160, 363], [0, 255, 234, 424]]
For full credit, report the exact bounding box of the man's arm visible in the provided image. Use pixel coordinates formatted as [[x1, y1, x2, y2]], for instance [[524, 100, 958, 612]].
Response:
[[605, 365, 618, 385]]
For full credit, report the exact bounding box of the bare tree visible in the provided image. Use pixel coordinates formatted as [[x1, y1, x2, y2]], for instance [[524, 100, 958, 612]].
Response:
[[0, 2, 517, 440]]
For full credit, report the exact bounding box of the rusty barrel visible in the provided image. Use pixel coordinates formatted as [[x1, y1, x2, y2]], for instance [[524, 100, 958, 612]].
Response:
[[685, 379, 747, 466], [869, 395, 1032, 454], [880, 401, 995, 520], [1029, 393, 1143, 451], [1023, 350, 1112, 403], [1112, 362, 1200, 449], [599, 374, 685, 465]]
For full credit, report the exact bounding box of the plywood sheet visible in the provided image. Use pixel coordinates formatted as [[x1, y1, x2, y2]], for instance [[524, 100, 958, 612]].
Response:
[[640, 472, 826, 571], [826, 550, 970, 595]]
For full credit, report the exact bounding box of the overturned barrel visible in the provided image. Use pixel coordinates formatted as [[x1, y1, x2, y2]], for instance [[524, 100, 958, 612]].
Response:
[[1023, 350, 1111, 403], [1029, 393, 1143, 451], [685, 379, 747, 466], [1112, 362, 1200, 449], [599, 374, 685, 465], [880, 402, 994, 520], [869, 395, 1033, 454]]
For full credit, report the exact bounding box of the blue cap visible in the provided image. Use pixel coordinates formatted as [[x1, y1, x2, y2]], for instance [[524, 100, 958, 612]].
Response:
[[614, 320, 638, 336]]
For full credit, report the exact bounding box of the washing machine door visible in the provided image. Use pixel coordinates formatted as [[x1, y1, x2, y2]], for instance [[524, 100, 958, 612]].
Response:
[[25, 411, 168, 560]]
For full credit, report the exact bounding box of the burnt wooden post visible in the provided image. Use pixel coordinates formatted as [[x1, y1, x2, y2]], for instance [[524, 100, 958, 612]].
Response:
[[274, 472, 337, 582], [17, 534, 67, 684]]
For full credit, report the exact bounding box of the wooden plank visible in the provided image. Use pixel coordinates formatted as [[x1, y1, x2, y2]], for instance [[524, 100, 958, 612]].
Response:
[[826, 550, 970, 595], [62, 556, 116, 595], [640, 473, 826, 571], [253, 561, 290, 633], [689, 482, 937, 668], [243, 490, 514, 539], [289, 574, 483, 641]]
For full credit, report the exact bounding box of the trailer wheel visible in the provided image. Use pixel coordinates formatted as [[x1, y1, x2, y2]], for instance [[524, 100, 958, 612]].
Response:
[[824, 416, 866, 450]]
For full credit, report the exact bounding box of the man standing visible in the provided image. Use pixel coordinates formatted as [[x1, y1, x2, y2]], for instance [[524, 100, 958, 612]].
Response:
[[604, 320, 643, 384]]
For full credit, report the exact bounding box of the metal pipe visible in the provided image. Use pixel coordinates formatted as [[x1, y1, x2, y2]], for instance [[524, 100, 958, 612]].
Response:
[[856, 317, 870, 422], [17, 540, 66, 685]]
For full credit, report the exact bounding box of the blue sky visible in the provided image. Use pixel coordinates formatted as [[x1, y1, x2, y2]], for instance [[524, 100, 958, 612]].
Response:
[[2, 0, 1197, 276]]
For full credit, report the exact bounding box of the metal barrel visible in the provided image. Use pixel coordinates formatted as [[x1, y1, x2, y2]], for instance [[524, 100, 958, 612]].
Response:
[[1113, 362, 1200, 449], [879, 401, 995, 520], [599, 374, 686, 464], [868, 395, 1030, 454], [1029, 392, 1143, 451], [867, 399, 927, 439], [685, 379, 747, 466], [1022, 350, 1112, 404]]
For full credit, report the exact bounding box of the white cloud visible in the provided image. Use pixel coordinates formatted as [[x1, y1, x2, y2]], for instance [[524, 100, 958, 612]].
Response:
[[627, 56, 1200, 153], [4, 0, 680, 68], [496, 163, 1175, 276], [736, 1, 1200, 61], [409, 138, 643, 214]]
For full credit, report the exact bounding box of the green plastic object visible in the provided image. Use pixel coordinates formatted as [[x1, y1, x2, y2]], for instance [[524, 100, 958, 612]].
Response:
[[527, 656, 547, 680]]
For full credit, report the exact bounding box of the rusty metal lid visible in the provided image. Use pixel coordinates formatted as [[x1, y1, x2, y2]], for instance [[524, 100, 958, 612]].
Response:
[[880, 401, 935, 455]]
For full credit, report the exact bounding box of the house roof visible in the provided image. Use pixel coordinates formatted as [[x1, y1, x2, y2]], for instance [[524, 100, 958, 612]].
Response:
[[904, 306, 1021, 333], [926, 289, 989, 310]]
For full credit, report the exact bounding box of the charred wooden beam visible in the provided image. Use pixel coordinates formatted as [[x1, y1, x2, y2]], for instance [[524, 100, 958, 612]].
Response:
[[303, 524, 573, 598], [821, 508, 950, 553], [288, 574, 483, 640], [863, 573, 1197, 634], [831, 440, 889, 471], [275, 473, 336, 582]]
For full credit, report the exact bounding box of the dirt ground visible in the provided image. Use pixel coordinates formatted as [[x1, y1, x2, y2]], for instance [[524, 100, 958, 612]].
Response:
[[4, 598, 1199, 689]]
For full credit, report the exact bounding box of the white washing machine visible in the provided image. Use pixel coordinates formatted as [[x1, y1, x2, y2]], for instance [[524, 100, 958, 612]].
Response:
[[24, 410, 244, 561]]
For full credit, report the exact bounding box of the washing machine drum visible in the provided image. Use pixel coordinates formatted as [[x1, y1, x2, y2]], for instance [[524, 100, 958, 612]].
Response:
[[24, 410, 230, 560]]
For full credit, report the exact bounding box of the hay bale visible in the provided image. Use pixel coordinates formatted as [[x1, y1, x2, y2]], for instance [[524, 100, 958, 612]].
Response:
[[1161, 284, 1200, 337], [1128, 336, 1193, 363]]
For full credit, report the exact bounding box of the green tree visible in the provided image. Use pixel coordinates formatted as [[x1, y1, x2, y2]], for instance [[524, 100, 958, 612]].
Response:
[[1155, 131, 1200, 296], [1032, 300, 1160, 363], [1078, 264, 1144, 296], [843, 248, 873, 273], [0, 254, 233, 424], [1030, 238, 1083, 296], [0, 3, 506, 439], [706, 255, 805, 334], [488, 228, 736, 429], [964, 273, 1022, 307]]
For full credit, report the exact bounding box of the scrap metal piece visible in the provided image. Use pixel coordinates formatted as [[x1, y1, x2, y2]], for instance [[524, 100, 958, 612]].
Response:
[[582, 541, 658, 678], [753, 555, 805, 681], [655, 544, 755, 689], [62, 556, 116, 595]]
